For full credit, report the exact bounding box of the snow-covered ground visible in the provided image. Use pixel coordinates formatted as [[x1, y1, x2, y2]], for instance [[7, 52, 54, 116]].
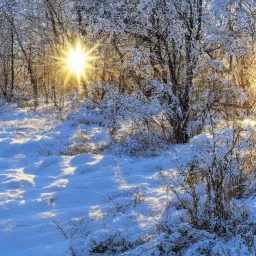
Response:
[[1, 103, 256, 255], [0, 104, 182, 255]]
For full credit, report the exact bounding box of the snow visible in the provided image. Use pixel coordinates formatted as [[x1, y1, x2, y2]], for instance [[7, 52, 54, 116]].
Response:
[[1, 103, 255, 255], [0, 104, 173, 255]]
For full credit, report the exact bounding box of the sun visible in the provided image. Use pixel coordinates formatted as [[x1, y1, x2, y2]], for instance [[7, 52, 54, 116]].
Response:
[[54, 39, 99, 90], [67, 43, 88, 78]]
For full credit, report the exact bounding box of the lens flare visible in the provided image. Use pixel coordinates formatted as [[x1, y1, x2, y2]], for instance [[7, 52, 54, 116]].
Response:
[[67, 43, 88, 77], [53, 39, 99, 91]]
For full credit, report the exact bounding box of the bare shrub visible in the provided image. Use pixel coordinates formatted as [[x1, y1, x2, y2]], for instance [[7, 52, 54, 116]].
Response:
[[158, 120, 256, 233]]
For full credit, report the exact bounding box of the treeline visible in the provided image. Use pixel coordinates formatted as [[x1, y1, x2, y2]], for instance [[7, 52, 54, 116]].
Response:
[[0, 0, 256, 143]]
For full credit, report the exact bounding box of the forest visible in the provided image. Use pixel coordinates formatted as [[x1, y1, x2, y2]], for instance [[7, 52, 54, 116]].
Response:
[[1, 0, 256, 255]]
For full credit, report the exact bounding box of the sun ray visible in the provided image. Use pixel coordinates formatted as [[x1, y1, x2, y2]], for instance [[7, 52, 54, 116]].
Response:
[[52, 39, 99, 91]]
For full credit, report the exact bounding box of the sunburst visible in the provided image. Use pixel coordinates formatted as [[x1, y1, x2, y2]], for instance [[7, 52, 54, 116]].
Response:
[[54, 39, 99, 92]]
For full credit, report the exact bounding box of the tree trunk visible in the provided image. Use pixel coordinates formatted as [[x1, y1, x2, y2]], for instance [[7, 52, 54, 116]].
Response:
[[28, 63, 38, 108], [9, 25, 15, 102]]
